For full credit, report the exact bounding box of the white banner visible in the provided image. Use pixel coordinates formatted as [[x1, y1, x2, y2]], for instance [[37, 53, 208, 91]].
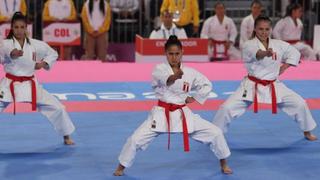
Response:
[[0, 23, 33, 38], [313, 25, 320, 53], [43, 22, 81, 45]]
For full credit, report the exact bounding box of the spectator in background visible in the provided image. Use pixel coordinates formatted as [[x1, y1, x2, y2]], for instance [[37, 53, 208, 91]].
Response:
[[0, 0, 27, 22], [200, 2, 241, 60], [81, 0, 111, 62], [109, 0, 139, 19], [148, 0, 163, 29], [42, 0, 78, 60], [150, 10, 187, 39], [273, 3, 318, 60], [240, 0, 263, 49], [160, 0, 199, 37], [43, 0, 77, 22]]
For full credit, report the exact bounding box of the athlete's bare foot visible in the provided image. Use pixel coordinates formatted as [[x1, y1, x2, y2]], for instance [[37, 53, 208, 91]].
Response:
[[304, 131, 317, 141], [64, 135, 75, 145], [113, 164, 125, 176], [220, 159, 233, 174]]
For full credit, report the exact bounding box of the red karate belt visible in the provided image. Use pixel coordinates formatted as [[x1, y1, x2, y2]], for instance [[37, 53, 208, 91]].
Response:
[[158, 100, 190, 152], [285, 39, 300, 45], [248, 75, 277, 114], [6, 73, 37, 114], [211, 39, 228, 58]]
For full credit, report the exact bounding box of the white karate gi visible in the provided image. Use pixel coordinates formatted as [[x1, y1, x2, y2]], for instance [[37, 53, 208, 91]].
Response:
[[118, 62, 231, 168], [201, 15, 241, 60], [149, 23, 187, 39], [273, 17, 317, 60], [212, 37, 317, 133], [0, 37, 75, 136], [240, 14, 255, 49]]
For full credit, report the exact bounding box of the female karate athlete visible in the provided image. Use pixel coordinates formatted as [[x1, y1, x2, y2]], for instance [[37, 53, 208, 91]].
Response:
[[212, 15, 317, 141], [114, 35, 232, 176], [0, 12, 75, 145]]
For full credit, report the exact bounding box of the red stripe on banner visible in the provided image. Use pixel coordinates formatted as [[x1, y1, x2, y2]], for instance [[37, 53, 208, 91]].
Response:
[[3, 98, 320, 113]]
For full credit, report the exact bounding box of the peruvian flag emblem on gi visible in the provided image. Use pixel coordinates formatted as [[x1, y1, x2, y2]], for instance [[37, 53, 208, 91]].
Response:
[[272, 52, 277, 60], [183, 82, 190, 92], [32, 52, 36, 61]]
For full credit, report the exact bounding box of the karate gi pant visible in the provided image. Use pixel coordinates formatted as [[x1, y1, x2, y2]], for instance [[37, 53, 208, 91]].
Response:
[[212, 84, 317, 133], [118, 116, 231, 168], [0, 89, 75, 136]]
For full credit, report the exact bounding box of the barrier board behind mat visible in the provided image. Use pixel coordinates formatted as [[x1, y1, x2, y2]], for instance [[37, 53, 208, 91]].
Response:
[[135, 35, 209, 62]]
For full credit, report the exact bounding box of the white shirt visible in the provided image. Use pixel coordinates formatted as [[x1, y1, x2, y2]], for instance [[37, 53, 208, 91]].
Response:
[[200, 15, 238, 43], [240, 14, 254, 48], [0, 0, 22, 18], [242, 37, 300, 80], [109, 0, 139, 13], [85, 0, 109, 31], [273, 16, 303, 41], [149, 23, 187, 39], [150, 62, 212, 132], [48, 0, 72, 20]]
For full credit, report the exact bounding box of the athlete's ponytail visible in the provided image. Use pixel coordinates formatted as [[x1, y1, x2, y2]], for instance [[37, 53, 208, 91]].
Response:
[[165, 35, 182, 50]]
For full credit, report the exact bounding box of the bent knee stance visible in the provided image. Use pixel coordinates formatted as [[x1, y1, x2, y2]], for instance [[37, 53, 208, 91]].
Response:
[[208, 125, 224, 139], [127, 134, 149, 151]]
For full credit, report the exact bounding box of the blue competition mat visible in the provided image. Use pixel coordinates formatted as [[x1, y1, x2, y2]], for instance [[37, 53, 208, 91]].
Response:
[[0, 80, 319, 180]]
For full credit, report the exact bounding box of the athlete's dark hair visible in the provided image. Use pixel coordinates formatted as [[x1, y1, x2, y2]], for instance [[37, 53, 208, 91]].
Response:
[[89, 0, 105, 16], [285, 3, 302, 17], [165, 35, 182, 50], [214, 2, 225, 9], [251, 15, 272, 38], [254, 15, 272, 28], [251, 0, 263, 8]]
